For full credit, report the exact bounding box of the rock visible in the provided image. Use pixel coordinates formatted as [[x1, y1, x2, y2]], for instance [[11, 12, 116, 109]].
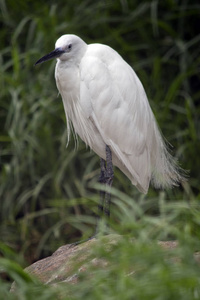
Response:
[[12, 235, 200, 289], [25, 238, 98, 285]]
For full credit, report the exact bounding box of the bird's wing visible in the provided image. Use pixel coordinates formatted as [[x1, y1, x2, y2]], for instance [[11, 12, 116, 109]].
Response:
[[79, 44, 155, 191]]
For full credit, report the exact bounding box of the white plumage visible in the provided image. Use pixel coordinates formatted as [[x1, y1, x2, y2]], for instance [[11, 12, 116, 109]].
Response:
[[36, 34, 184, 194]]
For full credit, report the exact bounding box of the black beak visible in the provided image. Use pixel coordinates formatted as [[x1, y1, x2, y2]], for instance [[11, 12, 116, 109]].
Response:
[[35, 48, 65, 65]]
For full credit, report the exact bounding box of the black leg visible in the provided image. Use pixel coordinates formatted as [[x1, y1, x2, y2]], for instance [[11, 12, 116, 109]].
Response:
[[98, 158, 106, 216], [95, 158, 106, 234], [71, 147, 113, 244], [104, 145, 114, 218], [95, 145, 114, 235]]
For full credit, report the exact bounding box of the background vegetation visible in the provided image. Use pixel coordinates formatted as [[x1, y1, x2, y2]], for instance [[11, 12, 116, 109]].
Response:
[[0, 0, 200, 298]]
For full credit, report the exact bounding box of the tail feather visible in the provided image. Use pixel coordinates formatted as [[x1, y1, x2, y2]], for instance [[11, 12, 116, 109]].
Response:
[[149, 119, 187, 190], [150, 139, 187, 190]]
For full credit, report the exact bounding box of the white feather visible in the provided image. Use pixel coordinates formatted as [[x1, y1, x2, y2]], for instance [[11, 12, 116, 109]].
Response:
[[54, 34, 184, 194]]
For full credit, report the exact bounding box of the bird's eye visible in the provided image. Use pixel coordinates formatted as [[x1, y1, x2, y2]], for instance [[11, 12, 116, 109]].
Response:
[[68, 44, 72, 50]]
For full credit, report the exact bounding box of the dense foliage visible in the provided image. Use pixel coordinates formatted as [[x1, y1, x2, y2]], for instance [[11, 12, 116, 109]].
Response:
[[0, 0, 200, 298]]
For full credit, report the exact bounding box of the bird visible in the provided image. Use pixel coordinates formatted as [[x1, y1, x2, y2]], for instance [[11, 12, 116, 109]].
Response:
[[35, 34, 184, 220]]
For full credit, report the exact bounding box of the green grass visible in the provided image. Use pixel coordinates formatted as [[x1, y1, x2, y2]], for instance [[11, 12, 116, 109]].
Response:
[[1, 195, 200, 299], [0, 0, 200, 298]]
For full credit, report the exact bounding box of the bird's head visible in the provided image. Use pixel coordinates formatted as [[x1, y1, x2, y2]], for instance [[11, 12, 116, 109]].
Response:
[[35, 34, 87, 66]]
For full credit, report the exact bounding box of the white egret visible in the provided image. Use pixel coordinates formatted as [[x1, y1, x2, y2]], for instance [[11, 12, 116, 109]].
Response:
[[35, 34, 184, 219]]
